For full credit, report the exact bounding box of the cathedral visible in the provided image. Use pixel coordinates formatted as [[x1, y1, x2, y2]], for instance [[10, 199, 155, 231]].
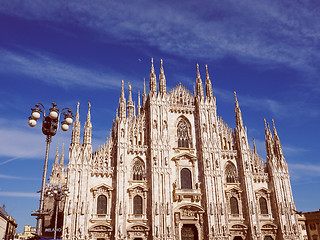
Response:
[[48, 59, 303, 240]]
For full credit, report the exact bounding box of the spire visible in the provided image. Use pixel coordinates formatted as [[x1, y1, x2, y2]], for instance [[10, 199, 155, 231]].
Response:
[[149, 58, 157, 96], [272, 119, 284, 158], [193, 83, 196, 97], [71, 102, 80, 146], [234, 91, 243, 127], [118, 80, 126, 119], [54, 143, 59, 165], [264, 118, 274, 159], [272, 119, 279, 141], [142, 78, 147, 106], [137, 91, 141, 116], [159, 59, 166, 95], [127, 83, 135, 118], [253, 138, 257, 154], [83, 102, 92, 145], [196, 64, 204, 100], [60, 143, 64, 165], [205, 64, 213, 101]]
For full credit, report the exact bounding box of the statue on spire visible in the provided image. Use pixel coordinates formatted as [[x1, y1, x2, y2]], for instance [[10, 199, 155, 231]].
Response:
[[196, 64, 204, 100], [149, 58, 157, 96], [205, 65, 213, 101], [159, 59, 166, 95]]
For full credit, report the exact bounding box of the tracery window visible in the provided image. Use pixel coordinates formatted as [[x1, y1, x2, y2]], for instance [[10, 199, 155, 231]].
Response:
[[230, 197, 239, 215], [132, 158, 145, 181], [225, 162, 237, 183], [177, 118, 191, 148], [97, 195, 107, 214], [181, 168, 192, 189], [259, 197, 268, 214], [133, 195, 143, 215]]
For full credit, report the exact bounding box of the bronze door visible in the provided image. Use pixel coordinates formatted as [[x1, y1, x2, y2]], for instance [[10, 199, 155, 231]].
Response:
[[181, 224, 198, 240]]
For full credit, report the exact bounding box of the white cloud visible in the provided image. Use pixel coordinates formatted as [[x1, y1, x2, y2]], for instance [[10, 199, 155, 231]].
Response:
[[289, 163, 320, 179], [0, 174, 39, 181], [1, 0, 319, 76], [0, 191, 39, 198], [0, 49, 129, 89]]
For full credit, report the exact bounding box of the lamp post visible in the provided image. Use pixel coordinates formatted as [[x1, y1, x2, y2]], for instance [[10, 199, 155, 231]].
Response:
[[45, 184, 69, 240], [29, 102, 73, 238]]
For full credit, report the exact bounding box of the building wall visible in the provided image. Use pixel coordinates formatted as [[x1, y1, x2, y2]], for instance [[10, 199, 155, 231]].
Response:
[[305, 211, 320, 240]]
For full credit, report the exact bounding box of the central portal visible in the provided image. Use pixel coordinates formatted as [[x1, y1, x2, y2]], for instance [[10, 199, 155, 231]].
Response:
[[181, 224, 198, 240]]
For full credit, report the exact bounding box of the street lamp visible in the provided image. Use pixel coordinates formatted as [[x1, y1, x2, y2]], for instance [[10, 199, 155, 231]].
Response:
[[29, 102, 73, 238], [45, 184, 69, 240]]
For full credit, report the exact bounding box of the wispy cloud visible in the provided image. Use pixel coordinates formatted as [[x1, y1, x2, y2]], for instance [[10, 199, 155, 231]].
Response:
[[0, 191, 39, 198], [0, 48, 129, 89], [0, 174, 39, 181], [1, 0, 320, 79], [0, 117, 106, 162], [289, 163, 320, 179], [214, 87, 289, 117]]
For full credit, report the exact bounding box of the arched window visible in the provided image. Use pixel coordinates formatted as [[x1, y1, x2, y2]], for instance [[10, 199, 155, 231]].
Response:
[[132, 159, 145, 181], [230, 197, 239, 215], [177, 118, 191, 148], [181, 168, 192, 189], [225, 163, 237, 183], [133, 195, 143, 215], [97, 195, 107, 214], [259, 197, 268, 214]]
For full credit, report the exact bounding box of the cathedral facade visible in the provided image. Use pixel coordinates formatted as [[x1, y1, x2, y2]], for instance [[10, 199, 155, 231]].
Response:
[[49, 59, 303, 240]]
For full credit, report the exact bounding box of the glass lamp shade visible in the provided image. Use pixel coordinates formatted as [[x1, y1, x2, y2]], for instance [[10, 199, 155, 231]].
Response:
[[65, 117, 73, 125], [49, 111, 58, 120], [28, 119, 37, 127], [61, 124, 69, 131], [32, 111, 41, 120]]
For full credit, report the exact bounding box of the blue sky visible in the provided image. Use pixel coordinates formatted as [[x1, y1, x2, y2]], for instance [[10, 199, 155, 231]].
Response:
[[0, 0, 319, 232]]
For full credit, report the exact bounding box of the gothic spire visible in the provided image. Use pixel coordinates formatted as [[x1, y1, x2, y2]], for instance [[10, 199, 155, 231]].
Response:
[[71, 102, 80, 146], [264, 118, 274, 159], [142, 78, 147, 106], [54, 143, 59, 165], [83, 102, 92, 145], [60, 143, 64, 165], [272, 119, 284, 158], [127, 83, 135, 118], [149, 58, 157, 96], [159, 59, 166, 95], [196, 64, 204, 100], [205, 64, 213, 101], [253, 138, 257, 154], [234, 91, 243, 128], [193, 83, 196, 97], [118, 80, 126, 119], [137, 91, 141, 116]]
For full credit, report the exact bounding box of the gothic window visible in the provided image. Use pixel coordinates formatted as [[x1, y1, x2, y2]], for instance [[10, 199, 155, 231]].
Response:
[[132, 158, 145, 181], [181, 168, 192, 189], [177, 118, 191, 148], [259, 197, 268, 214], [230, 197, 239, 215], [133, 195, 143, 215], [97, 195, 107, 214], [225, 162, 237, 183]]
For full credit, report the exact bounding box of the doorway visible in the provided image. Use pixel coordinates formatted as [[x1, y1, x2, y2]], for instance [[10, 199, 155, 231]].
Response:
[[181, 224, 198, 240], [234, 237, 243, 240]]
